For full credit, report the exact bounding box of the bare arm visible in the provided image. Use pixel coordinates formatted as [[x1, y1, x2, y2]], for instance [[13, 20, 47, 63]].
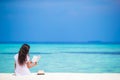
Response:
[[27, 61, 37, 68]]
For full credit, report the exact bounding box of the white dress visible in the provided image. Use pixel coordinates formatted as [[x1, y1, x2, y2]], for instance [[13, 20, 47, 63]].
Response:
[[14, 54, 31, 76]]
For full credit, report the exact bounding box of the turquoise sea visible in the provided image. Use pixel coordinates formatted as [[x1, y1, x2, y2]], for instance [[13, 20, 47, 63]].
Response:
[[0, 43, 120, 73]]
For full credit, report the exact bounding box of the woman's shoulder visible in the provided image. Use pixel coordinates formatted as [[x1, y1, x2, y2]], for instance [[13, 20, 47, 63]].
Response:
[[14, 53, 18, 59]]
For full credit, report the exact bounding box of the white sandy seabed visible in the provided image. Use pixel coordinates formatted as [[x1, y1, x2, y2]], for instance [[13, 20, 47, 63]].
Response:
[[0, 73, 120, 80]]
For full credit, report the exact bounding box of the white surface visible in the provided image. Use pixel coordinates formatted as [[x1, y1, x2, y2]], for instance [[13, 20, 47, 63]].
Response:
[[0, 73, 120, 80]]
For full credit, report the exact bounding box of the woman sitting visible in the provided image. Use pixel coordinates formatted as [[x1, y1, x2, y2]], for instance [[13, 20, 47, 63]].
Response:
[[14, 44, 37, 76]]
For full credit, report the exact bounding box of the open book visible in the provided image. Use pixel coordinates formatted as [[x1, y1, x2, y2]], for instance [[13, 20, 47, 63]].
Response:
[[32, 55, 41, 62]]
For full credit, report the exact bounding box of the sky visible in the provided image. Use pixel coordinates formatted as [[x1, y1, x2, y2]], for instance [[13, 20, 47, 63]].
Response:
[[0, 0, 120, 43]]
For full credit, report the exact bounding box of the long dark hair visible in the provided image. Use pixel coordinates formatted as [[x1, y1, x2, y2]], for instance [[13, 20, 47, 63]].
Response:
[[18, 44, 30, 66]]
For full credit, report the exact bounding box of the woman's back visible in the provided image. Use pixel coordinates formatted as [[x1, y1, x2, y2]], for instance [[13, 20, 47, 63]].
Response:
[[14, 54, 31, 76]]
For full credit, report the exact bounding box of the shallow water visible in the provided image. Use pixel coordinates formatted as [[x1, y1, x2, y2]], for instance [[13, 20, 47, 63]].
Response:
[[0, 44, 120, 73]]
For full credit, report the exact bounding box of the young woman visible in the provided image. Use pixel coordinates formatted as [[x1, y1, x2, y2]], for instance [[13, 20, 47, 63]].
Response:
[[14, 44, 37, 76]]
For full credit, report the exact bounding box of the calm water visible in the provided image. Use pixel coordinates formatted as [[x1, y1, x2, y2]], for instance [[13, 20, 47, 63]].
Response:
[[0, 43, 120, 73]]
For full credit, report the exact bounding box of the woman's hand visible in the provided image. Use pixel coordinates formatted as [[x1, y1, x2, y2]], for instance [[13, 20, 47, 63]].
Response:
[[34, 62, 37, 66]]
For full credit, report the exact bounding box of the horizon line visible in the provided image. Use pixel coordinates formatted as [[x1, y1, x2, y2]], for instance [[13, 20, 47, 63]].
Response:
[[0, 41, 120, 44]]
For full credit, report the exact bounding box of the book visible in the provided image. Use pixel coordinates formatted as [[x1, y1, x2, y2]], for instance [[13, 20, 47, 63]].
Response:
[[32, 55, 41, 62]]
